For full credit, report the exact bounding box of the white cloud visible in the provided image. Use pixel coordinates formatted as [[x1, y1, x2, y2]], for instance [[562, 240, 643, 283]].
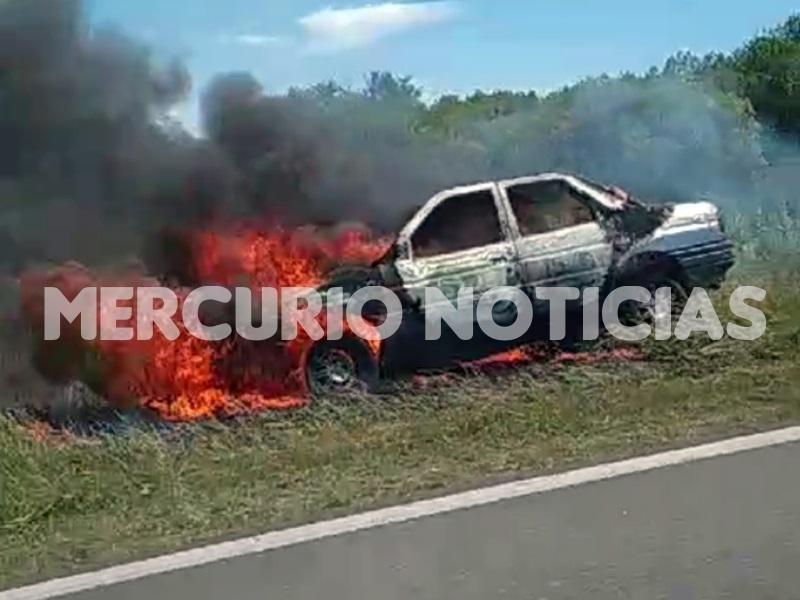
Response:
[[219, 34, 286, 47], [299, 2, 461, 52]]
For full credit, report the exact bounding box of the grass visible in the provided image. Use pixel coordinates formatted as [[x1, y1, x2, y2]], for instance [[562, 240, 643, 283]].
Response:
[[2, 261, 800, 590]]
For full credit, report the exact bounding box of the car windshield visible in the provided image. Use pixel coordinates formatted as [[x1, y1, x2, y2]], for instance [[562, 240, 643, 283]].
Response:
[[574, 175, 650, 207]]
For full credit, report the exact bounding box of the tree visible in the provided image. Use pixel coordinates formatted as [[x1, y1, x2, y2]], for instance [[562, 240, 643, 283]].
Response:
[[363, 71, 422, 105], [733, 14, 800, 135]]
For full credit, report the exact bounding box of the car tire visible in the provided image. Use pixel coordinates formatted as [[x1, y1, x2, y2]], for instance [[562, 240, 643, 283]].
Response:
[[617, 273, 689, 329], [304, 338, 379, 400]]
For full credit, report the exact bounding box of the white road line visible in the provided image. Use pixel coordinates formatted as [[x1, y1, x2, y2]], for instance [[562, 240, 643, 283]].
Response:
[[4, 425, 800, 600]]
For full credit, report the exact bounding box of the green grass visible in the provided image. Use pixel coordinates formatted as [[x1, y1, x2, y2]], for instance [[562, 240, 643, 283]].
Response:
[[2, 263, 800, 590]]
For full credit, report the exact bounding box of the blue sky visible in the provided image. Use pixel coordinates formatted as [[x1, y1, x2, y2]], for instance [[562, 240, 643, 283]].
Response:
[[89, 0, 798, 130]]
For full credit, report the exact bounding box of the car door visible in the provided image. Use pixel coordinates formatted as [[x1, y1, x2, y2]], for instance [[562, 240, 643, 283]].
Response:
[[500, 177, 614, 303], [393, 183, 520, 317]]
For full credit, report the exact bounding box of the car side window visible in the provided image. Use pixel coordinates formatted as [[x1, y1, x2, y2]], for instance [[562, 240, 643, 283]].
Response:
[[411, 190, 503, 259], [507, 181, 595, 236]]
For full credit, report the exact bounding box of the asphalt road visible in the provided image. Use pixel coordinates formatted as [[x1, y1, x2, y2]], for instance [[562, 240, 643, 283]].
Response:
[[57, 441, 800, 600]]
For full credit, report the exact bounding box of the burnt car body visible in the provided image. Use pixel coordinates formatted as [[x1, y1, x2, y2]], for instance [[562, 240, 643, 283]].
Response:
[[306, 172, 734, 395]]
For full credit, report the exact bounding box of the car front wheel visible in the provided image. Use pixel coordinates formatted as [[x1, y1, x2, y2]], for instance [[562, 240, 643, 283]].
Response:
[[618, 276, 689, 329]]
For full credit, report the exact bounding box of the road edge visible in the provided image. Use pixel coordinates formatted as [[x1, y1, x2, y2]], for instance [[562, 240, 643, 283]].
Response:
[[5, 425, 800, 600]]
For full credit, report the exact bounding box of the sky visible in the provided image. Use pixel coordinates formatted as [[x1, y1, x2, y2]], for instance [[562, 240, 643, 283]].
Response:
[[89, 0, 799, 131]]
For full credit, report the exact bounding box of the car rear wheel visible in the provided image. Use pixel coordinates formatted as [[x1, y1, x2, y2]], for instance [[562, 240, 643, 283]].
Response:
[[305, 339, 379, 399]]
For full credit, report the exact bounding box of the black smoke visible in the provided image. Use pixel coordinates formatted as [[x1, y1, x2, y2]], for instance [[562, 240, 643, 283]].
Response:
[[200, 71, 486, 229], [0, 0, 480, 277], [0, 0, 235, 271]]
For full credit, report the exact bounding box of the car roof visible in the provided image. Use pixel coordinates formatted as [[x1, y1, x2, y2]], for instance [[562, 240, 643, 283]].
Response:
[[434, 172, 625, 210], [398, 172, 625, 240]]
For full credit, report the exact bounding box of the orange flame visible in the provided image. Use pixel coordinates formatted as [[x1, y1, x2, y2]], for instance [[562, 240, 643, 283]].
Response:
[[21, 224, 390, 421]]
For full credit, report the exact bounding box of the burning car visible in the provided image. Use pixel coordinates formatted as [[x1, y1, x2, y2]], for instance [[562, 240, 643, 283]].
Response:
[[304, 172, 734, 396], [21, 172, 734, 419]]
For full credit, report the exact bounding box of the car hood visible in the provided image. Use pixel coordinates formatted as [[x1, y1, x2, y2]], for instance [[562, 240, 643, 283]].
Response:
[[661, 201, 721, 229]]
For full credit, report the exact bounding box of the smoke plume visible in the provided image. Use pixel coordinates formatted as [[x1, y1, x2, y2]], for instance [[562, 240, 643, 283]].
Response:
[[2, 0, 794, 279]]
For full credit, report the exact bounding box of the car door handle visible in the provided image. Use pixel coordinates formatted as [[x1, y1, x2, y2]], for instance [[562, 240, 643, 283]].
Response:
[[489, 252, 515, 263]]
